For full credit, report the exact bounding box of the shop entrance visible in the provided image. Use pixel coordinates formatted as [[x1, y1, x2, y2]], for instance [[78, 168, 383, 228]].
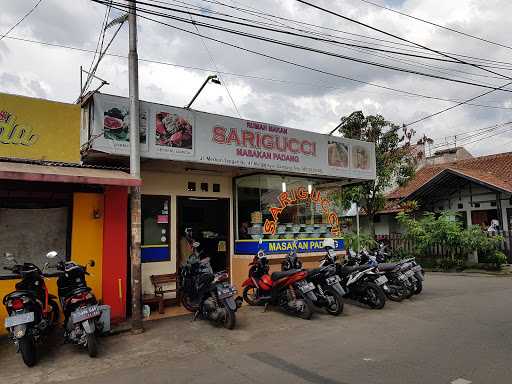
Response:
[[177, 197, 230, 273]]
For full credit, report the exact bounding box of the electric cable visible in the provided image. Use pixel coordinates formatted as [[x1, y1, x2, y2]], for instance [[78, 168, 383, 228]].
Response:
[[0, 0, 44, 42], [358, 0, 512, 52], [93, 0, 512, 93]]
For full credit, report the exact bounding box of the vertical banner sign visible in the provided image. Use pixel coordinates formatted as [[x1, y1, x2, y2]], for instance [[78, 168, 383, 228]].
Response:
[[90, 93, 376, 180]]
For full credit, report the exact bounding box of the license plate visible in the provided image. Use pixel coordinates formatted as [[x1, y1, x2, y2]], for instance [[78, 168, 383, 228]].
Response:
[[71, 305, 100, 323], [4, 312, 34, 328], [298, 281, 315, 293], [375, 276, 388, 286], [412, 265, 422, 272], [326, 275, 341, 285], [405, 270, 414, 277], [217, 286, 236, 299]]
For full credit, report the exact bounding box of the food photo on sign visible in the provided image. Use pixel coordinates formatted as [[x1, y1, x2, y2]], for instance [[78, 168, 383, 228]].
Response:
[[155, 112, 193, 149], [103, 105, 147, 143], [327, 141, 349, 168]]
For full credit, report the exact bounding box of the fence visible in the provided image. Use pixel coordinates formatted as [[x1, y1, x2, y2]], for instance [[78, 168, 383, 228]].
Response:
[[375, 230, 512, 264]]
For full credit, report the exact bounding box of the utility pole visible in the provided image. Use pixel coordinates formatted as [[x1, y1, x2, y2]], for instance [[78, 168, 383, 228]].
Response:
[[127, 0, 143, 333]]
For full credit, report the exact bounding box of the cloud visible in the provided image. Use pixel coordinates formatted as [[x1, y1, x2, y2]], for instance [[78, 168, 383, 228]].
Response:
[[1, 0, 512, 157]]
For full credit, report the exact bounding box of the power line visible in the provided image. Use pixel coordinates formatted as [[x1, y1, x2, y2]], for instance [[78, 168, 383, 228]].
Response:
[[96, 0, 512, 94], [405, 81, 512, 127], [294, 0, 512, 125], [294, 0, 512, 81], [5, 33, 512, 112], [358, 0, 512, 52], [128, 0, 512, 74], [140, 0, 512, 83], [0, 0, 44, 42], [186, 11, 242, 117], [432, 122, 512, 149], [196, 0, 512, 69]]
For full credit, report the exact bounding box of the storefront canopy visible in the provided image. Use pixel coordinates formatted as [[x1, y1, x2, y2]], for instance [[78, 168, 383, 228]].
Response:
[[0, 161, 141, 186]]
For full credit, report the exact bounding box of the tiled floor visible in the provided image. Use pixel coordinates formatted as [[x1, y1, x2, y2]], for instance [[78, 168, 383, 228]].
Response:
[[143, 305, 192, 321]]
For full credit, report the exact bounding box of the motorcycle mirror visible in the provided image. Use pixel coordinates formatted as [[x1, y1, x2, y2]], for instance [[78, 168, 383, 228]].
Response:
[[88, 259, 95, 267], [46, 251, 58, 259]]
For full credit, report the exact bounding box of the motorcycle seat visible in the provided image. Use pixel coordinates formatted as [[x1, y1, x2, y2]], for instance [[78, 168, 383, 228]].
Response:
[[271, 269, 301, 281], [306, 268, 323, 278], [378, 263, 399, 272], [3, 290, 35, 304], [339, 265, 370, 274]]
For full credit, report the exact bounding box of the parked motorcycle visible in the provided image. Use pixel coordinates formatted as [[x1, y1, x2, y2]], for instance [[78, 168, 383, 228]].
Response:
[[281, 242, 344, 316], [349, 249, 410, 302], [178, 228, 241, 329], [366, 243, 425, 296], [322, 245, 387, 309], [242, 240, 317, 319], [1, 253, 60, 367], [46, 251, 102, 357]]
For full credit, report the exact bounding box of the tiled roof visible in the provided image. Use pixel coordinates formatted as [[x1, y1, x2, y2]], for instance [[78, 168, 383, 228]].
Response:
[[388, 151, 512, 199]]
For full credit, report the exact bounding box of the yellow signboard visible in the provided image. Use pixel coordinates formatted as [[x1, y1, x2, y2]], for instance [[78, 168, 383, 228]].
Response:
[[0, 93, 80, 163]]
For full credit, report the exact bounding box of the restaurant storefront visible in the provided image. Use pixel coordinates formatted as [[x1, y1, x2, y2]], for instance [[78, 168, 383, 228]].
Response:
[[83, 93, 376, 315]]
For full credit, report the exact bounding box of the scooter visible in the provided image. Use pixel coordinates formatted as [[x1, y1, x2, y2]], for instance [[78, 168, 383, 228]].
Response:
[[178, 229, 241, 329], [47, 251, 102, 357], [242, 240, 317, 319], [282, 242, 345, 316], [1, 253, 60, 367], [322, 245, 387, 309]]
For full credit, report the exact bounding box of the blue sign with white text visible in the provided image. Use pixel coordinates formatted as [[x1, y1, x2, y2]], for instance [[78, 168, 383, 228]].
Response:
[[234, 238, 344, 255]]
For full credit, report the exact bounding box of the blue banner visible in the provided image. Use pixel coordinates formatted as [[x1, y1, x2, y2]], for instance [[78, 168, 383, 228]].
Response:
[[235, 238, 344, 255]]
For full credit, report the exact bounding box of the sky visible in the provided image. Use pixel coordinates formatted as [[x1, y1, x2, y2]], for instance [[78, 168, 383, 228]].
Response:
[[1, 0, 512, 156]]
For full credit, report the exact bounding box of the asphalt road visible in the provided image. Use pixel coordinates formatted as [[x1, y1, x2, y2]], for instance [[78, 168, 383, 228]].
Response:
[[1, 273, 511, 384]]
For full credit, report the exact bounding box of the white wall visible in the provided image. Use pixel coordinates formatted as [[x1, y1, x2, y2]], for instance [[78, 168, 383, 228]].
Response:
[[140, 169, 233, 296]]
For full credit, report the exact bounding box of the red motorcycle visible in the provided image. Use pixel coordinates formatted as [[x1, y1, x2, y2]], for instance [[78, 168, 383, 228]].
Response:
[[241, 242, 316, 320]]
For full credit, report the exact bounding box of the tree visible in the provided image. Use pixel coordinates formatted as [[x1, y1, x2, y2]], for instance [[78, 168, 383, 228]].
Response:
[[334, 111, 419, 235]]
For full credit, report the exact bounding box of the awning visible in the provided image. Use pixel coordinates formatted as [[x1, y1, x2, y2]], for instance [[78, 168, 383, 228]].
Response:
[[0, 161, 141, 186]]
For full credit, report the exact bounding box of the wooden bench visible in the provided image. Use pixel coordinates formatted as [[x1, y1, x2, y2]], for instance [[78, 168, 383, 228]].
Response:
[[143, 273, 178, 314]]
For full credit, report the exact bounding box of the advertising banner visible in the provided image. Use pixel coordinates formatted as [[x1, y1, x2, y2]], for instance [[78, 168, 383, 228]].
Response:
[[91, 93, 376, 180], [0, 93, 80, 163]]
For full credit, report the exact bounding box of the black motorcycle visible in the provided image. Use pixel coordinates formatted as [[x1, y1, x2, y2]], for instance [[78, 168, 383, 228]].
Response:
[[1, 253, 60, 367], [178, 229, 241, 329], [350, 249, 410, 302], [322, 248, 387, 309], [281, 248, 344, 316], [47, 251, 102, 357]]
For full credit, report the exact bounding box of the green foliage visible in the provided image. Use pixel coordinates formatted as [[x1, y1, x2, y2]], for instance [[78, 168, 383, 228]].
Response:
[[396, 211, 506, 269], [343, 232, 377, 252], [332, 111, 420, 234]]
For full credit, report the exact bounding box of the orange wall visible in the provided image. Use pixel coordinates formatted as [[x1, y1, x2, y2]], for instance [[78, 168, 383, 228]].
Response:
[[71, 193, 104, 300]]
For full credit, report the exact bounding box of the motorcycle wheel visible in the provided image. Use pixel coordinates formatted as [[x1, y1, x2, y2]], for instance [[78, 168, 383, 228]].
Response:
[[87, 333, 98, 358], [223, 308, 236, 330], [362, 282, 386, 309], [242, 286, 259, 306], [386, 285, 405, 302], [49, 300, 60, 329], [19, 335, 37, 367], [404, 281, 415, 299], [414, 279, 423, 295], [295, 290, 313, 320], [324, 287, 344, 316], [181, 293, 200, 312]]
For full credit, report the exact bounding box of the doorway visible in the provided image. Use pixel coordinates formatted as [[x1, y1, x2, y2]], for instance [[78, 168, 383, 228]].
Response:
[[177, 197, 230, 273]]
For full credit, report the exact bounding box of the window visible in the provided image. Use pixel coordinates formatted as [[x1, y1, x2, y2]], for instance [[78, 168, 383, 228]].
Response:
[[457, 203, 463, 209], [141, 196, 170, 262], [490, 201, 497, 207], [187, 182, 196, 191], [201, 182, 208, 192], [235, 174, 343, 240], [213, 183, 220, 192]]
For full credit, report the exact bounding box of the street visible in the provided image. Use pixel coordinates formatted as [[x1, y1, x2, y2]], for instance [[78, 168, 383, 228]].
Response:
[[1, 273, 511, 384]]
